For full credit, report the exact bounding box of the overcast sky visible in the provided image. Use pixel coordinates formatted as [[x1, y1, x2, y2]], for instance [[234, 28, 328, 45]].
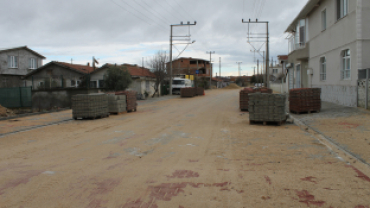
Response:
[[1, 0, 308, 76]]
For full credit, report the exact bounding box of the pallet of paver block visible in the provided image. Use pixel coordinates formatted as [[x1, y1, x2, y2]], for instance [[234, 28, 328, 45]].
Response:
[[289, 88, 321, 114], [239, 88, 255, 111], [112, 91, 138, 112], [72, 93, 109, 120], [108, 95, 127, 114], [248, 93, 287, 126], [195, 87, 205, 96], [181, 88, 196, 98]]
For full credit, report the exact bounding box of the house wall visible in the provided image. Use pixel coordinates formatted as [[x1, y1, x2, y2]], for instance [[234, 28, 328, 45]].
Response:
[[25, 64, 83, 89], [0, 75, 24, 88], [169, 59, 211, 76], [306, 0, 361, 107], [0, 49, 43, 76], [90, 69, 106, 88]]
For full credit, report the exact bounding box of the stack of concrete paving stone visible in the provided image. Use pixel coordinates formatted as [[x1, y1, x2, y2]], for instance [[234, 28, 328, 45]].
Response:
[[254, 87, 273, 94], [72, 93, 109, 120], [112, 91, 137, 112], [249, 93, 287, 125], [239, 88, 255, 111], [181, 88, 196, 98], [289, 88, 321, 114], [108, 95, 127, 114], [195, 87, 205, 96]]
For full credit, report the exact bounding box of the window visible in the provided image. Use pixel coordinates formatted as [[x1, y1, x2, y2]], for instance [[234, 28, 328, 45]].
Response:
[[337, 0, 349, 20], [71, 80, 76, 87], [322, 9, 327, 31], [29, 58, 37, 69], [8, 56, 18, 68], [98, 80, 104, 88], [273, 69, 278, 74], [341, 49, 351, 80], [90, 81, 97, 88], [146, 80, 149, 91], [320, 57, 326, 81], [38, 81, 44, 87]]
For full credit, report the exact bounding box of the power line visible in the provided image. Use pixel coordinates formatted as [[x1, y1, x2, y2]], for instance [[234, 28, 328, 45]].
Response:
[[172, 0, 195, 21], [140, 0, 174, 25], [109, 0, 152, 26], [163, 0, 188, 20], [154, 0, 182, 23], [118, 0, 168, 30], [132, 0, 172, 25]]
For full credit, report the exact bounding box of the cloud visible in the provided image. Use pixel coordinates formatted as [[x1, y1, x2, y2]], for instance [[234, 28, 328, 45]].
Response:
[[0, 0, 308, 76]]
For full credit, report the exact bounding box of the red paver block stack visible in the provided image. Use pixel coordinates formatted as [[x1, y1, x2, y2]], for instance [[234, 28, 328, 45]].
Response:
[[195, 87, 205, 96], [113, 91, 138, 112], [239, 88, 255, 111], [181, 88, 196, 98], [289, 88, 321, 114]]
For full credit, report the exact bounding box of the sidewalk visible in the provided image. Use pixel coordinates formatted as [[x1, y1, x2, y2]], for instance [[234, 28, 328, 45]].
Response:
[[290, 101, 370, 165], [0, 110, 72, 136]]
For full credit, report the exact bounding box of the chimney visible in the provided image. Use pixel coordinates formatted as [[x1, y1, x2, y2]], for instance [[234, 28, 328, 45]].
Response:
[[87, 62, 90, 67]]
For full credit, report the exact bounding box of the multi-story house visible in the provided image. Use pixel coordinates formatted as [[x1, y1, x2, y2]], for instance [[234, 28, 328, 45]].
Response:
[[285, 0, 369, 107], [167, 57, 211, 77], [0, 46, 45, 88]]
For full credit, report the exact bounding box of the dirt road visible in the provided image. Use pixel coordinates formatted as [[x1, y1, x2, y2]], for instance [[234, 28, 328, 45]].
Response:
[[0, 89, 369, 208]]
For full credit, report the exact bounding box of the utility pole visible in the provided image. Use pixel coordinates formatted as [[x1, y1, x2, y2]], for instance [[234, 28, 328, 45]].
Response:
[[242, 19, 270, 88], [236, 62, 242, 76], [169, 21, 197, 95], [257, 59, 259, 83], [219, 57, 221, 77], [206, 51, 215, 89]]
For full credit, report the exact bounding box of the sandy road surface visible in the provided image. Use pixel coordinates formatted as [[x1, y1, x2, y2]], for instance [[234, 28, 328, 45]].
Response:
[[0, 89, 369, 208]]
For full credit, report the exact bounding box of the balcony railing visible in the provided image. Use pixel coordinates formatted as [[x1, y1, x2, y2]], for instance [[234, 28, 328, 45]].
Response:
[[288, 36, 306, 54]]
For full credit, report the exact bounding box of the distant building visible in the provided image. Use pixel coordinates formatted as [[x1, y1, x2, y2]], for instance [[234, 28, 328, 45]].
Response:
[[0, 46, 45, 88], [91, 64, 158, 97], [167, 57, 211, 77], [285, 0, 369, 107], [270, 55, 288, 82], [24, 61, 95, 89]]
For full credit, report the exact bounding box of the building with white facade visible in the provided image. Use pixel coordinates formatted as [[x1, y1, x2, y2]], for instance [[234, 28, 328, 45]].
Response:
[[285, 0, 370, 107]]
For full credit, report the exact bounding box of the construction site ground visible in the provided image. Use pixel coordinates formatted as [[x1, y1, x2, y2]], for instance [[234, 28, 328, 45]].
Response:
[[0, 89, 369, 208]]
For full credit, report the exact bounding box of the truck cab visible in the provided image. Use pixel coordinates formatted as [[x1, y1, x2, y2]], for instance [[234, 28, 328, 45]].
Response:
[[172, 77, 193, 95]]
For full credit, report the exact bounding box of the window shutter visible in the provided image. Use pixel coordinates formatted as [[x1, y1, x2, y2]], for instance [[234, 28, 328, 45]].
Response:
[[29, 58, 32, 69], [8, 56, 11, 68]]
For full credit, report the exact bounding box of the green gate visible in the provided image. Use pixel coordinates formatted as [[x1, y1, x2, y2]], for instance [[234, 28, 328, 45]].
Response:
[[0, 87, 32, 108]]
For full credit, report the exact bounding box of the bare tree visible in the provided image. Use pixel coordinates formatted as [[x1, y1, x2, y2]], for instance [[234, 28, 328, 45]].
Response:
[[147, 51, 168, 97]]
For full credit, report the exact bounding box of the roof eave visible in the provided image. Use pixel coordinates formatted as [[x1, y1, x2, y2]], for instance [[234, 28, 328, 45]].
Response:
[[284, 0, 320, 33]]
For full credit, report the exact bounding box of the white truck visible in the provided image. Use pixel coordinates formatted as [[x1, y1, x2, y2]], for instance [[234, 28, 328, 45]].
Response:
[[172, 76, 193, 95]]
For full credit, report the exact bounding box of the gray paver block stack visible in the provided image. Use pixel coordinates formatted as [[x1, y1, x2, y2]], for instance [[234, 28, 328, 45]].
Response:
[[72, 93, 109, 119], [108, 95, 127, 114], [249, 93, 287, 123]]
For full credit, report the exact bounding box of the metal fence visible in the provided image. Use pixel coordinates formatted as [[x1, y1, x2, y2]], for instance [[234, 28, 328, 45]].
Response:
[[0, 87, 32, 108], [358, 69, 369, 109]]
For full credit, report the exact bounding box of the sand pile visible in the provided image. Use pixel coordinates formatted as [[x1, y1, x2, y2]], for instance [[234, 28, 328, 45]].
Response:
[[223, 83, 241, 89], [0, 105, 15, 117]]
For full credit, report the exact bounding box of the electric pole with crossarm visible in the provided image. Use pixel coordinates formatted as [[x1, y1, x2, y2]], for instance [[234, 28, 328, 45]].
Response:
[[169, 21, 197, 95], [206, 51, 215, 90]]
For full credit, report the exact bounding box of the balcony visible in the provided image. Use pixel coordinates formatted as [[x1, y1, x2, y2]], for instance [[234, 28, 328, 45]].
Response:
[[288, 36, 309, 62]]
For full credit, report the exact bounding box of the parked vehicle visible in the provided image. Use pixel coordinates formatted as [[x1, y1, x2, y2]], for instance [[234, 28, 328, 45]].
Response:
[[254, 83, 263, 87], [172, 77, 193, 95]]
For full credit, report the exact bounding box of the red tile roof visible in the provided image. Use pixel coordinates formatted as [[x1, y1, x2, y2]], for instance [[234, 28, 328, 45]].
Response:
[[57, 62, 95, 74], [123, 64, 155, 78], [278, 55, 288, 60]]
